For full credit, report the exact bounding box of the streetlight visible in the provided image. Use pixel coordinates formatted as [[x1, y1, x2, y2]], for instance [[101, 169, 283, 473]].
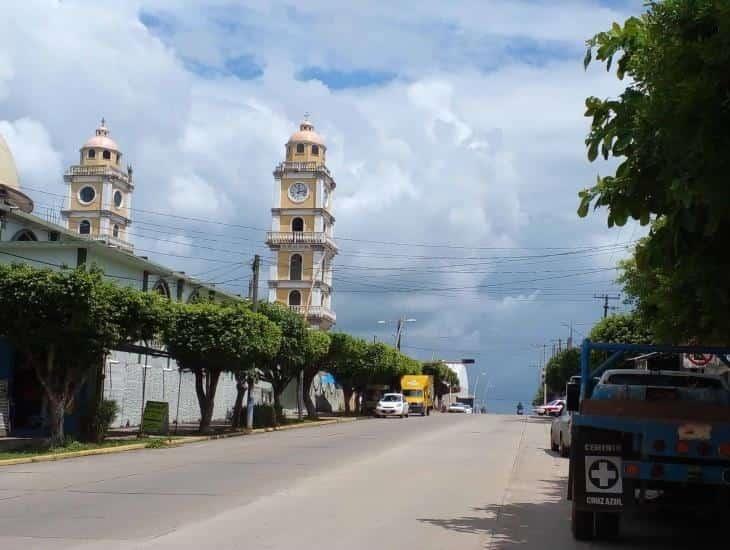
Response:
[[473, 372, 486, 413], [377, 317, 416, 351]]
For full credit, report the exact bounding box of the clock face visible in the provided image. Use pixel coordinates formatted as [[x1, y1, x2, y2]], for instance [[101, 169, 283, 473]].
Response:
[[289, 182, 309, 202]]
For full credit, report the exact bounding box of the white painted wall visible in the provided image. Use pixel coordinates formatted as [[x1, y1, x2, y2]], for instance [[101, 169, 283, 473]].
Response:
[[443, 361, 470, 399], [104, 349, 274, 427]]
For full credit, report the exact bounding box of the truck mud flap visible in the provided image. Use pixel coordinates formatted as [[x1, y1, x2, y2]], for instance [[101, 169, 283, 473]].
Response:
[[572, 427, 630, 512]]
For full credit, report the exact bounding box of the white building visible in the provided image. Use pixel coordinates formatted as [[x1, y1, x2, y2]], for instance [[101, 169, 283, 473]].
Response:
[[443, 360, 471, 402], [0, 123, 256, 434]]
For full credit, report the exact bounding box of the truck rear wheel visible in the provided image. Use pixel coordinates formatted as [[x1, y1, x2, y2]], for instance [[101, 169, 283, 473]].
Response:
[[594, 512, 620, 540], [571, 499, 594, 540]]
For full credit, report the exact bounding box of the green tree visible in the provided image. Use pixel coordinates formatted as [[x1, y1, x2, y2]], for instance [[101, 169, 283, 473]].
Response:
[[257, 302, 308, 425], [325, 333, 368, 414], [544, 348, 581, 397], [578, 1, 730, 343], [0, 265, 167, 445], [301, 330, 332, 419], [422, 361, 461, 406], [163, 302, 280, 433], [589, 311, 653, 345]]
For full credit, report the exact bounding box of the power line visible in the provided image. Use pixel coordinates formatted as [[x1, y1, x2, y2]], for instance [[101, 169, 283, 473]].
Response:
[[26, 186, 639, 252]]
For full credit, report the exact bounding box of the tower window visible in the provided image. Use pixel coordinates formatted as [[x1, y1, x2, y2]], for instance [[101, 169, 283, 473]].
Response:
[[115, 153, 120, 164], [292, 217, 304, 232], [102, 150, 110, 160], [79, 220, 91, 235], [113, 190, 123, 208], [112, 224, 119, 238], [311, 145, 319, 155], [296, 143, 304, 154], [88, 149, 96, 159], [290, 254, 303, 281], [288, 290, 302, 306], [78, 186, 96, 204]]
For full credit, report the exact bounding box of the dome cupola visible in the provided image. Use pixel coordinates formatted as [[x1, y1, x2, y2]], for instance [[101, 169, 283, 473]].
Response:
[[285, 114, 326, 162], [0, 131, 34, 213], [80, 118, 122, 167]]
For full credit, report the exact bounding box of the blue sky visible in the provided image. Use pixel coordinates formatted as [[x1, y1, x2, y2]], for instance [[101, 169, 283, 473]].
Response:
[[0, 0, 647, 412]]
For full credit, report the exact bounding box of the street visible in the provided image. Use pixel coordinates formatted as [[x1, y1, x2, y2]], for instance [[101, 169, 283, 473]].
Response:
[[0, 415, 725, 549]]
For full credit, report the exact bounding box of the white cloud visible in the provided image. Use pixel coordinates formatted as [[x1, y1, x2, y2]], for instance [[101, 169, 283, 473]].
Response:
[[0, 118, 62, 194], [0, 0, 644, 410]]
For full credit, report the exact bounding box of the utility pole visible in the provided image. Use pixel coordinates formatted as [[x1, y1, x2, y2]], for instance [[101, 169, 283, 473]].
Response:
[[246, 255, 260, 431], [594, 293, 620, 319]]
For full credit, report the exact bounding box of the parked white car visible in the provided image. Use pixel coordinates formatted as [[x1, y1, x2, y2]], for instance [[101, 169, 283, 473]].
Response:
[[447, 402, 467, 413], [533, 399, 565, 417], [375, 393, 409, 418], [550, 406, 572, 457]]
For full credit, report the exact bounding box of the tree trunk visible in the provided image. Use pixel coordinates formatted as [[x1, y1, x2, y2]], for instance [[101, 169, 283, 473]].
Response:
[[342, 387, 353, 415], [32, 347, 69, 446], [46, 397, 66, 447], [272, 386, 283, 427], [195, 369, 221, 433], [231, 372, 246, 429], [302, 369, 317, 419], [245, 375, 255, 430]]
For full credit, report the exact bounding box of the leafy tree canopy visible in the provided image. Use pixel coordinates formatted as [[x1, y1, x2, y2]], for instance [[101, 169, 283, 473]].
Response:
[[589, 311, 654, 345], [544, 348, 580, 396], [579, 1, 730, 343], [0, 265, 168, 443]]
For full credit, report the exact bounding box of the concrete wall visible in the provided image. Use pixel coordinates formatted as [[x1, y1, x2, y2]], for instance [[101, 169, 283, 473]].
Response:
[[103, 349, 274, 428], [279, 371, 344, 415]]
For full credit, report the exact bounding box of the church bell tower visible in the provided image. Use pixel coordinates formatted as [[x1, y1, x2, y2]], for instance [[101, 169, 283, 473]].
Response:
[[62, 119, 134, 252], [266, 116, 337, 330]]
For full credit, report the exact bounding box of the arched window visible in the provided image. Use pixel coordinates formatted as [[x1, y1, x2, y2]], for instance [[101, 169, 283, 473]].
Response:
[[112, 224, 119, 238], [296, 143, 304, 154], [153, 279, 171, 299], [103, 150, 111, 160], [292, 217, 304, 232], [79, 220, 91, 235], [11, 229, 38, 241], [88, 149, 96, 159], [289, 290, 302, 306], [290, 254, 302, 281], [311, 144, 319, 156], [115, 153, 120, 164]]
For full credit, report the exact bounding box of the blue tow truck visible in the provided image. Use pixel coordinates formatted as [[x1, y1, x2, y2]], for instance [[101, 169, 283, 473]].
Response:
[[566, 340, 730, 540]]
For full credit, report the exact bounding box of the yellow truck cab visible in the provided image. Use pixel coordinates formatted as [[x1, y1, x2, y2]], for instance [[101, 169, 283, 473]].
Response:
[[400, 375, 434, 416]]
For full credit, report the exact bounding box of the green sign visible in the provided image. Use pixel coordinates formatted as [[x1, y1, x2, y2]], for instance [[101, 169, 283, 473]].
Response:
[[142, 400, 169, 435]]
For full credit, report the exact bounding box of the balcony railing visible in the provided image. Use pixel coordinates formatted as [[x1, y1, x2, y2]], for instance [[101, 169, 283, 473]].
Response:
[[79, 232, 133, 253], [289, 305, 336, 322], [273, 161, 332, 179], [266, 231, 337, 249], [64, 165, 131, 184]]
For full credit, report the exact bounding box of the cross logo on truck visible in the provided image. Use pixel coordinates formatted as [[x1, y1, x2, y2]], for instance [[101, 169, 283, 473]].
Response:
[[588, 459, 619, 490]]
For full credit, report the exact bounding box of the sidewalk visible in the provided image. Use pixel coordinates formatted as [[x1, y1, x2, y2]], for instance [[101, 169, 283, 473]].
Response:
[[0, 415, 363, 467]]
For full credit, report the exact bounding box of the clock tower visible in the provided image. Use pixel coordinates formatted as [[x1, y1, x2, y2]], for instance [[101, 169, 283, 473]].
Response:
[[62, 119, 134, 252], [267, 116, 337, 330]]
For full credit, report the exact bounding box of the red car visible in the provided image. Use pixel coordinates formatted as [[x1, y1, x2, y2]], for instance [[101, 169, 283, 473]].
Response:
[[533, 399, 565, 417]]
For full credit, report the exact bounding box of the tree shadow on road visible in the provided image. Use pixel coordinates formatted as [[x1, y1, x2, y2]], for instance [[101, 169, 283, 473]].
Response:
[[418, 476, 726, 549]]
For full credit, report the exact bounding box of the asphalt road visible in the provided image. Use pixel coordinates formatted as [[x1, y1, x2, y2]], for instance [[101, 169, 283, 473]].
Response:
[[0, 414, 725, 549]]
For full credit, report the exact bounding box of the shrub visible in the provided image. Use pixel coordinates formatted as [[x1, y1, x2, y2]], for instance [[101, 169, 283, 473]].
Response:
[[95, 399, 119, 441]]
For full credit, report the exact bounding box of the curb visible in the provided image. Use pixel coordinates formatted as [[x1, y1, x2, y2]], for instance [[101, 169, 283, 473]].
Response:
[[0, 416, 364, 467]]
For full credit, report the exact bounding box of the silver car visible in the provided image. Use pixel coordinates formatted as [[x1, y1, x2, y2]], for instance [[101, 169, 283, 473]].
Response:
[[550, 406, 572, 457]]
